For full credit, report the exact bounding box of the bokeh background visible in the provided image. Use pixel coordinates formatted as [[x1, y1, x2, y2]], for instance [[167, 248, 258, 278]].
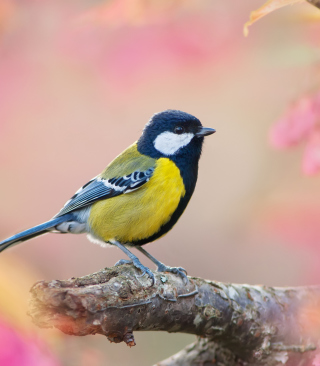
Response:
[[1, 0, 320, 365]]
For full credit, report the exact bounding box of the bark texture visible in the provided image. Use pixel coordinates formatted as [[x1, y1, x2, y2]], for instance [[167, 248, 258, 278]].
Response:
[[28, 264, 320, 365]]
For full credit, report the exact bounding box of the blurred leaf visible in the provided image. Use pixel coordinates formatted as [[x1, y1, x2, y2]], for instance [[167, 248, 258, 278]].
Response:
[[244, 0, 303, 36], [0, 256, 62, 365], [0, 0, 16, 37], [269, 91, 320, 175], [76, 0, 191, 28], [269, 94, 319, 149], [0, 256, 41, 329], [0, 317, 61, 366], [302, 128, 320, 175]]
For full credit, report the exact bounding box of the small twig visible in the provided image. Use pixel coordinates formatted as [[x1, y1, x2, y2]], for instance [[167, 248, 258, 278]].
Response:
[[307, 0, 320, 10], [270, 343, 317, 352]]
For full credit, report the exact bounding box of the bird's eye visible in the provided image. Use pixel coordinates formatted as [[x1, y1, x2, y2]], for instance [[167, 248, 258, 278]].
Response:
[[174, 126, 184, 135]]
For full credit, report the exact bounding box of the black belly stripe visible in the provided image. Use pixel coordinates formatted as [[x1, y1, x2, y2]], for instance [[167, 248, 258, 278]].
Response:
[[131, 189, 193, 246], [134, 139, 201, 246]]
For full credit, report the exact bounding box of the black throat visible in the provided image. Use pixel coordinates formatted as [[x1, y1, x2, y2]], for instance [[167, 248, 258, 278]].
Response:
[[137, 134, 203, 195]]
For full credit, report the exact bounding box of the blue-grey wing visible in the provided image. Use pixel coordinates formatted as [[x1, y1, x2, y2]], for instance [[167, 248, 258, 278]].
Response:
[[56, 168, 154, 217]]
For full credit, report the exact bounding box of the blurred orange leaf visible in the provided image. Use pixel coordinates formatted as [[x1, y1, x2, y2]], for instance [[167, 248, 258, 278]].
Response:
[[76, 0, 189, 28], [244, 0, 303, 36], [0, 0, 17, 37]]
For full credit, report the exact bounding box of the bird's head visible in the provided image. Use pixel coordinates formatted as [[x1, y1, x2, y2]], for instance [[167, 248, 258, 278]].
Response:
[[137, 110, 215, 159]]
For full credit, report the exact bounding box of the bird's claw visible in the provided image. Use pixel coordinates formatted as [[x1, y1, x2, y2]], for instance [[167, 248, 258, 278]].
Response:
[[157, 264, 189, 284], [132, 258, 155, 285], [176, 267, 188, 275]]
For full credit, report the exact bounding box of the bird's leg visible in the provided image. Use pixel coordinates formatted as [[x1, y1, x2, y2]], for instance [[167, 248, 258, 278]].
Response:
[[136, 246, 188, 284], [111, 240, 155, 285]]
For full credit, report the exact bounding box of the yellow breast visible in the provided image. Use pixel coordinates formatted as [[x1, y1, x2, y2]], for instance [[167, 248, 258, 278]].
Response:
[[89, 158, 186, 244]]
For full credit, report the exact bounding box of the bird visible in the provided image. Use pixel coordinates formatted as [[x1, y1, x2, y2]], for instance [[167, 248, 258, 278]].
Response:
[[0, 110, 215, 285]]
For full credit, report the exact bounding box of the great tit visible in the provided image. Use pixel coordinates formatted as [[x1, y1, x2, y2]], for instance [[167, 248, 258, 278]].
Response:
[[0, 110, 215, 284]]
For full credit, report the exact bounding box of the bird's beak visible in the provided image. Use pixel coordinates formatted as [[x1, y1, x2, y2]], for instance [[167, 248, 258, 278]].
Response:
[[196, 127, 216, 137]]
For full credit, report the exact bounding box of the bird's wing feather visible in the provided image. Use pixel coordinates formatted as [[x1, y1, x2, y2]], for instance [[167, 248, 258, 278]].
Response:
[[56, 167, 154, 217]]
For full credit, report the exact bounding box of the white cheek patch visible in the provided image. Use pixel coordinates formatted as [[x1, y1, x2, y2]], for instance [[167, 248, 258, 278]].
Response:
[[153, 132, 194, 155]]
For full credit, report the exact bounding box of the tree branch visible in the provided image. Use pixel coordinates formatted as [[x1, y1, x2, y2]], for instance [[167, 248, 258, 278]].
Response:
[[28, 264, 320, 365], [307, 0, 320, 10]]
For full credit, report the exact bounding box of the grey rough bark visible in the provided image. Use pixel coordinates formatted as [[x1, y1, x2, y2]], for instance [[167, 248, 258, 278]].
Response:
[[28, 264, 320, 366]]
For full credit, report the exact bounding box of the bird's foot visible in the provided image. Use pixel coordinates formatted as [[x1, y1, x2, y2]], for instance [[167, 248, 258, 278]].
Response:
[[157, 263, 188, 284], [114, 258, 155, 285], [115, 259, 133, 266], [133, 258, 155, 285]]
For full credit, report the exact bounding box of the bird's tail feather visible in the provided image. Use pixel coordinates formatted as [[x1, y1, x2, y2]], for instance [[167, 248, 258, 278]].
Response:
[[0, 214, 73, 253]]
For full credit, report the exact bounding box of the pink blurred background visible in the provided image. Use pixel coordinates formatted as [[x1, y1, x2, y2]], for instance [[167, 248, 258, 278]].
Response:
[[1, 0, 320, 365]]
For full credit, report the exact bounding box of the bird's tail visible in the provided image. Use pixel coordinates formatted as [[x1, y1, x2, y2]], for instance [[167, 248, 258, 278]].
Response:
[[0, 214, 73, 253]]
